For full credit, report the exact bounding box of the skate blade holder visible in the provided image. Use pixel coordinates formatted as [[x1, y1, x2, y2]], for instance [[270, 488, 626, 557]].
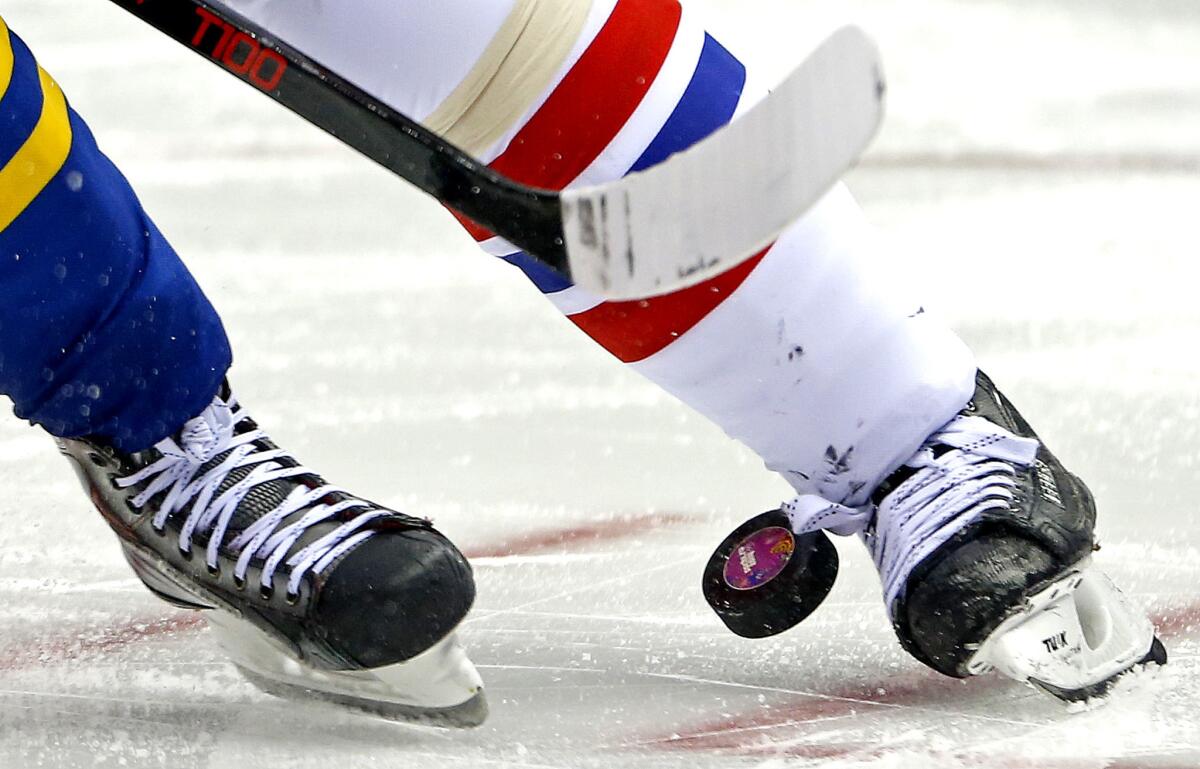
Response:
[[965, 561, 1167, 703], [207, 612, 487, 725]]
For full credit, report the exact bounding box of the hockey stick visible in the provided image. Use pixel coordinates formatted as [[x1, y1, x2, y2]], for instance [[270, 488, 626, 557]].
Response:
[[105, 0, 885, 299]]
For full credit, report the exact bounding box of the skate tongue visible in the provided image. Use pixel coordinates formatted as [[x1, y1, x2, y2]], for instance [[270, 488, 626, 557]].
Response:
[[178, 401, 235, 464], [966, 565, 1163, 703], [929, 415, 1039, 466]]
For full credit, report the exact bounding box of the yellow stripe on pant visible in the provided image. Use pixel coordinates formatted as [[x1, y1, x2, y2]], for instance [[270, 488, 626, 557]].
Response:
[[0, 64, 73, 232], [0, 16, 14, 100]]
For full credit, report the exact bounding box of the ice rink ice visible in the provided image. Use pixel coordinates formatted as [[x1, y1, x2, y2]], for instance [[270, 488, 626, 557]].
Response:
[[1, 0, 1199, 766]]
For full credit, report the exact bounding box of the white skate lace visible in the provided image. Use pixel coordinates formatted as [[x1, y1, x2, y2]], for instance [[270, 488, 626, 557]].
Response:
[[782, 415, 1039, 616], [114, 394, 389, 599]]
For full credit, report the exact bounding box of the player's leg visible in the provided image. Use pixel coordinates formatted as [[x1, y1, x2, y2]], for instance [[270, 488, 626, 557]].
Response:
[[0, 16, 482, 725], [217, 0, 1162, 697], [219, 0, 972, 508]]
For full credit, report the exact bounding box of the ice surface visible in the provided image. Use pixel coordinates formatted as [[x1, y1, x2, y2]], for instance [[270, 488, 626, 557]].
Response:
[[1, 0, 1198, 766]]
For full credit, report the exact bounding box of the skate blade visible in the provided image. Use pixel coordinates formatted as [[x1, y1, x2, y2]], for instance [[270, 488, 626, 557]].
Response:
[[965, 560, 1166, 704], [208, 613, 487, 728], [233, 664, 488, 728]]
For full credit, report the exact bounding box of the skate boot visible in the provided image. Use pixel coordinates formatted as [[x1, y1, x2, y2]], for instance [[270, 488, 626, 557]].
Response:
[[704, 370, 1164, 703], [57, 384, 486, 726]]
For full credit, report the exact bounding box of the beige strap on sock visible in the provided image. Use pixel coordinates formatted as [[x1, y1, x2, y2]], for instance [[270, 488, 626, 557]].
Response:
[[423, 0, 593, 156]]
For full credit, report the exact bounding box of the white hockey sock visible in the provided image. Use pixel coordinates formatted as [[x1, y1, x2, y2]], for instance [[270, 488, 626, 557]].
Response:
[[218, 0, 977, 504]]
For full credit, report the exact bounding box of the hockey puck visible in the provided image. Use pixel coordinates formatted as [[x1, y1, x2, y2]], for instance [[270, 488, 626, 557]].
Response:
[[702, 510, 839, 639]]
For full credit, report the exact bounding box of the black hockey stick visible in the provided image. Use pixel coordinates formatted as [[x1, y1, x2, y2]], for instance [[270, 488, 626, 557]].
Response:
[[106, 0, 568, 271], [106, 0, 885, 299]]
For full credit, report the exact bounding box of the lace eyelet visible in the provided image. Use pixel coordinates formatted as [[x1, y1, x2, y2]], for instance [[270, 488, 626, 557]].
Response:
[[259, 585, 274, 601], [178, 546, 193, 561], [233, 575, 247, 591], [111, 476, 125, 491], [284, 591, 300, 606], [124, 499, 142, 516], [153, 525, 167, 537], [206, 563, 220, 577], [88, 452, 107, 467]]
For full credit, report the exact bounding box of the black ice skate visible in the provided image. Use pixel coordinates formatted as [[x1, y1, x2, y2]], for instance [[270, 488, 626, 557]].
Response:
[[704, 370, 1164, 703], [57, 385, 486, 726]]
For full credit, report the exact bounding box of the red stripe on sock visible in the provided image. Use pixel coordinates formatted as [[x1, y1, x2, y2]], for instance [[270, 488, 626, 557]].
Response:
[[568, 248, 769, 363], [452, 0, 682, 241], [451, 0, 760, 364]]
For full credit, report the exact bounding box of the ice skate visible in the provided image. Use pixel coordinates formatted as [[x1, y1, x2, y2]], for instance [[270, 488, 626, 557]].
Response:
[[57, 384, 486, 727], [878, 370, 1165, 701], [705, 370, 1164, 703]]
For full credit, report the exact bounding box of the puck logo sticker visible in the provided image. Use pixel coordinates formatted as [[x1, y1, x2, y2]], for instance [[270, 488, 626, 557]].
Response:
[[723, 526, 795, 590]]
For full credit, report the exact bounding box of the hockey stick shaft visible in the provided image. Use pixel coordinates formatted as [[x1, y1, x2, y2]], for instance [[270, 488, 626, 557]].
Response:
[[105, 0, 572, 275], [108, 1, 884, 300]]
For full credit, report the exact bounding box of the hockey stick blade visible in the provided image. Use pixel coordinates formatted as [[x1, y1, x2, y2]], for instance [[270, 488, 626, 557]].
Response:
[[106, 1, 882, 299], [561, 26, 885, 298]]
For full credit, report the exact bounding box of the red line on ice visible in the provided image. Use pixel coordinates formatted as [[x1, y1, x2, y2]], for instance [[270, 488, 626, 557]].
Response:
[[635, 598, 1200, 760], [461, 511, 695, 559], [0, 614, 205, 673], [638, 668, 975, 756], [0, 511, 696, 671]]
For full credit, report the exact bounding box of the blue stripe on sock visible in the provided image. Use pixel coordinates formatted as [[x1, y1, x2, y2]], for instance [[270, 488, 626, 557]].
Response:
[[0, 31, 47, 170], [629, 34, 746, 173], [501, 250, 574, 294], [506, 33, 747, 295]]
